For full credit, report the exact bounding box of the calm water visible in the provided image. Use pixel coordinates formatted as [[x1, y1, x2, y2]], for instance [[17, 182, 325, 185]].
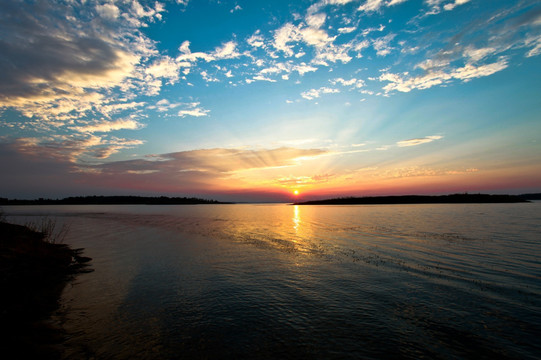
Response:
[[4, 203, 541, 359]]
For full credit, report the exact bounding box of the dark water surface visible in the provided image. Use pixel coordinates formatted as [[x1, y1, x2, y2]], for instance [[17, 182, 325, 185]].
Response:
[[5, 203, 541, 359]]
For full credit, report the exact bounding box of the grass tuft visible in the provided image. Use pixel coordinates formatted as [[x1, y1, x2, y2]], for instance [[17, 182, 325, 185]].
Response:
[[24, 217, 70, 244]]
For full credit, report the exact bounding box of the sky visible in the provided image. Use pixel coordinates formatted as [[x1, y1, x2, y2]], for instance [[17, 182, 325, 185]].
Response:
[[0, 0, 540, 202]]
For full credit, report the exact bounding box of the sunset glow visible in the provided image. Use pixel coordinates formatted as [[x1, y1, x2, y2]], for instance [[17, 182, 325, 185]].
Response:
[[0, 0, 540, 201]]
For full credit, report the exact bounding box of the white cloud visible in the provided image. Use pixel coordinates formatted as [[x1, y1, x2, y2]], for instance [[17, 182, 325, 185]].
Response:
[[258, 61, 317, 78], [463, 47, 496, 62], [300, 27, 335, 47], [353, 39, 371, 58], [525, 35, 541, 58], [338, 26, 357, 34], [443, 0, 470, 11], [176, 40, 242, 65], [451, 59, 509, 81], [294, 63, 318, 75], [247, 31, 266, 48], [178, 102, 210, 117], [213, 41, 241, 59], [424, 0, 445, 14], [200, 70, 219, 82], [176, 41, 215, 62], [301, 87, 340, 100], [151, 99, 185, 112], [362, 24, 385, 36], [272, 14, 336, 60], [306, 13, 327, 28], [357, 0, 409, 12], [130, 0, 163, 19], [230, 5, 242, 13], [306, 0, 356, 17], [358, 0, 386, 12], [97, 102, 146, 117], [373, 33, 396, 56], [331, 78, 365, 88], [260, 62, 290, 75], [301, 89, 321, 100], [415, 58, 451, 71], [388, 0, 408, 5], [96, 4, 120, 20], [252, 75, 277, 82], [314, 43, 353, 63], [273, 23, 302, 57], [145, 57, 180, 85]]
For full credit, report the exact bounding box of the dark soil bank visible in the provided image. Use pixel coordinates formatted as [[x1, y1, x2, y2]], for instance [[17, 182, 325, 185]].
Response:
[[0, 221, 91, 359]]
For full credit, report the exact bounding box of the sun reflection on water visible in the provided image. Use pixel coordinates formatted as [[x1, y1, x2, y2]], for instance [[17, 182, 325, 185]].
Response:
[[293, 205, 300, 234]]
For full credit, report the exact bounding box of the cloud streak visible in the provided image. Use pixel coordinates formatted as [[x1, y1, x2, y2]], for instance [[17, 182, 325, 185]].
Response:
[[397, 135, 443, 147], [380, 58, 509, 93]]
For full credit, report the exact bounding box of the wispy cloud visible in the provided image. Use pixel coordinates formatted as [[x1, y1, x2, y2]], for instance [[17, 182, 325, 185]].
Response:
[[380, 58, 509, 93], [396, 135, 443, 147], [372, 33, 396, 57], [358, 0, 410, 13], [9, 135, 144, 163], [72, 118, 144, 134], [74, 147, 332, 191], [276, 173, 333, 187]]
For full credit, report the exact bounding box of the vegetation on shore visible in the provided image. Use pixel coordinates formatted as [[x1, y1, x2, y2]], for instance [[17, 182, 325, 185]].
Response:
[[0, 218, 91, 358], [0, 195, 230, 205], [293, 193, 530, 205]]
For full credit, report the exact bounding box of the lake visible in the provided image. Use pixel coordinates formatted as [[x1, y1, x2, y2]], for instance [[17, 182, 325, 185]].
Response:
[[4, 203, 541, 359]]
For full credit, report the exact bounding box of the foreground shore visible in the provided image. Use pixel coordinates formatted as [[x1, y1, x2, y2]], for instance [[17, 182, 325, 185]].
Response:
[[0, 221, 91, 359]]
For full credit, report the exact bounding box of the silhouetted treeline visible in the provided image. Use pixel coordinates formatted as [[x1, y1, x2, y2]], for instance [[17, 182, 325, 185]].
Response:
[[294, 193, 530, 205], [519, 193, 541, 200], [0, 196, 230, 205]]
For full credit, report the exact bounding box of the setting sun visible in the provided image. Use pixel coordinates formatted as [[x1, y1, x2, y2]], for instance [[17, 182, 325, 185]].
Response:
[[293, 190, 299, 196]]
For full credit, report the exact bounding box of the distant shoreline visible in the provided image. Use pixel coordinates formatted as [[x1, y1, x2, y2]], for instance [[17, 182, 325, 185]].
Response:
[[0, 195, 231, 206], [0, 193, 539, 206], [293, 193, 532, 205]]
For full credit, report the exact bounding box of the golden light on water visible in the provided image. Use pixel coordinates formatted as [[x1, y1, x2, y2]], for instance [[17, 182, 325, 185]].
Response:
[[293, 205, 300, 233]]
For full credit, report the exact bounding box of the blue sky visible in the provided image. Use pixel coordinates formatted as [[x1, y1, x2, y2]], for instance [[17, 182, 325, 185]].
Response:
[[0, 0, 540, 201]]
